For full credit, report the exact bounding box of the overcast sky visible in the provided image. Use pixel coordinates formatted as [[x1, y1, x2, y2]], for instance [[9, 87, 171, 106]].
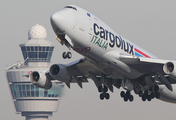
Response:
[[1, 0, 176, 120]]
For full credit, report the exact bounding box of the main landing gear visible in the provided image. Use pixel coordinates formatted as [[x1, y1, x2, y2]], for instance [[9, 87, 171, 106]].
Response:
[[99, 85, 110, 100], [120, 91, 134, 102], [120, 83, 160, 102], [138, 85, 160, 102], [98, 74, 110, 100], [62, 51, 72, 59]]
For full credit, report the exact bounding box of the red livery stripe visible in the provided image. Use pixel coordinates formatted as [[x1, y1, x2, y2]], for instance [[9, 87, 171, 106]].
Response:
[[134, 48, 150, 58]]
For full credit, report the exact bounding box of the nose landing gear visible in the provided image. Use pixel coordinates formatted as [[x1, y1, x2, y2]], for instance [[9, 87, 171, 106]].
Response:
[[62, 52, 72, 59], [62, 45, 72, 59], [56, 35, 73, 59]]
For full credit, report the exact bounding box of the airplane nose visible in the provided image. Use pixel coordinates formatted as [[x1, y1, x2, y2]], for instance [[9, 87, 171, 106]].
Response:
[[50, 12, 64, 35], [50, 10, 74, 35], [50, 12, 60, 25]]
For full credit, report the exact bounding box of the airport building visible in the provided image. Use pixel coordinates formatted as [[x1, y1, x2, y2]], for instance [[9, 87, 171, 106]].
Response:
[[5, 24, 64, 120]]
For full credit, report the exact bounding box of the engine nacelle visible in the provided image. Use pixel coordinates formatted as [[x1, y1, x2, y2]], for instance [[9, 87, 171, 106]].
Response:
[[163, 62, 176, 79], [49, 64, 71, 83], [29, 71, 52, 89]]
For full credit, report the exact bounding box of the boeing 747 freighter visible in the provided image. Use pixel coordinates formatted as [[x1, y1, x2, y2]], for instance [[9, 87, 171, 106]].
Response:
[[26, 5, 176, 103]]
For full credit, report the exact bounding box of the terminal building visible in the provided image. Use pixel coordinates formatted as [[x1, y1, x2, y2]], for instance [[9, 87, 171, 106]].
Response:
[[5, 24, 64, 120]]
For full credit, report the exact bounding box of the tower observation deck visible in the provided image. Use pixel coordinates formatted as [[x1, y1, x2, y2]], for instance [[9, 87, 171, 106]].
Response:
[[5, 24, 64, 120]]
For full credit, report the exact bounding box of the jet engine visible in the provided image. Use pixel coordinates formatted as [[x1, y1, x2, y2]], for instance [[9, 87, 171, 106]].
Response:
[[29, 71, 52, 89], [163, 62, 176, 79], [49, 64, 71, 83]]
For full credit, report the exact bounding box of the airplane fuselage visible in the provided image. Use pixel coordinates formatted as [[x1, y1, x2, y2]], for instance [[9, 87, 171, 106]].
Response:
[[50, 5, 176, 103]]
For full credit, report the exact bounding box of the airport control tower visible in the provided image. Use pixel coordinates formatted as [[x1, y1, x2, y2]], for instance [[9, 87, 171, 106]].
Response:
[[5, 24, 64, 120]]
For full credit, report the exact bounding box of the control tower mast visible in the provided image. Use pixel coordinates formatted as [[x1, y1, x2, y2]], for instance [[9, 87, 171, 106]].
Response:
[[5, 24, 63, 120]]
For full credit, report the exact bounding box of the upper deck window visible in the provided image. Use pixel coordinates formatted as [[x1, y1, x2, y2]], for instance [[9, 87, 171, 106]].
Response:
[[64, 6, 77, 11]]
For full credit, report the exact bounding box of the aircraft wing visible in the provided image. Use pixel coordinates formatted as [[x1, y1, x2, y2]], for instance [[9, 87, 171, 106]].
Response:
[[47, 57, 121, 90], [119, 53, 176, 90], [119, 54, 169, 75], [28, 54, 176, 92], [66, 58, 101, 78], [44, 58, 98, 87], [119, 53, 167, 64]]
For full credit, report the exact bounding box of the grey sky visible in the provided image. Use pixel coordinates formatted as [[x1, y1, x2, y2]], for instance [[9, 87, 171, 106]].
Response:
[[1, 0, 176, 120]]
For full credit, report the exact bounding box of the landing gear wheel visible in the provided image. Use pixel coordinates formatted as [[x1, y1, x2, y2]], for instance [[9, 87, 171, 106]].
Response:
[[147, 95, 152, 101], [150, 92, 155, 99], [124, 96, 128, 102], [100, 93, 104, 100], [103, 85, 108, 93], [62, 52, 67, 59], [67, 52, 72, 59], [126, 91, 130, 97], [98, 86, 103, 92], [129, 95, 134, 102], [121, 91, 134, 102], [138, 91, 143, 97], [142, 95, 146, 101], [120, 91, 125, 98], [155, 92, 160, 99], [105, 93, 110, 99], [143, 92, 147, 98], [62, 52, 72, 59]]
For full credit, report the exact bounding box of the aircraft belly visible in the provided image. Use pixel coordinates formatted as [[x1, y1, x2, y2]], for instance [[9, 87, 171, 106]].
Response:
[[83, 54, 140, 80], [86, 58, 124, 79]]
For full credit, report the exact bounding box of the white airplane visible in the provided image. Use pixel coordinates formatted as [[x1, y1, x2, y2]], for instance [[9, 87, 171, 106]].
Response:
[[28, 5, 176, 103]]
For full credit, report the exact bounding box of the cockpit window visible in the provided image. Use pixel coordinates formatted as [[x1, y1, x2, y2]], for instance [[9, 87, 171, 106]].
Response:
[[64, 6, 77, 11]]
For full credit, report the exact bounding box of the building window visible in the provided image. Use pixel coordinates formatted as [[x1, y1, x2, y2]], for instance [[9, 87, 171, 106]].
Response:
[[46, 47, 49, 51], [31, 47, 34, 51], [36, 91, 39, 97], [49, 47, 54, 51], [28, 52, 37, 58], [48, 52, 52, 59], [27, 47, 30, 51], [21, 47, 27, 60], [10, 83, 63, 99], [42, 47, 45, 51], [39, 52, 48, 58], [35, 47, 38, 51], [21, 46, 54, 62]]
